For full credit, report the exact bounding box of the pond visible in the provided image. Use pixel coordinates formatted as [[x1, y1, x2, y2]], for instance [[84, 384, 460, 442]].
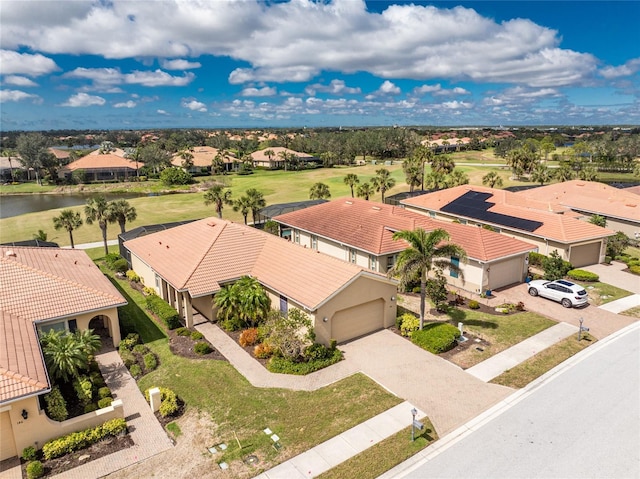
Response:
[[0, 193, 147, 219]]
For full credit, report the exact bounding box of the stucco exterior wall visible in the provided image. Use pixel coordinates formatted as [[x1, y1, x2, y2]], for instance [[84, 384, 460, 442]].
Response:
[[36, 307, 121, 347], [131, 254, 157, 292], [313, 275, 397, 345], [1, 396, 124, 457], [192, 295, 215, 321]]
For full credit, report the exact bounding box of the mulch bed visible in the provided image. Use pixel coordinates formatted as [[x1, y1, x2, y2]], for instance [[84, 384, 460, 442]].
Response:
[[167, 328, 227, 361], [224, 329, 270, 369], [21, 434, 134, 478]]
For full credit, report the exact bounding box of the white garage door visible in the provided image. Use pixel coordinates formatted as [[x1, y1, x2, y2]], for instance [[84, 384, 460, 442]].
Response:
[[570, 243, 601, 268], [0, 411, 17, 461], [331, 299, 384, 344], [489, 257, 524, 290]]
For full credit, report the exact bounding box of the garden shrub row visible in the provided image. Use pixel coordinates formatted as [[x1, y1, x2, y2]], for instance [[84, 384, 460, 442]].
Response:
[[118, 333, 158, 378], [411, 323, 460, 354], [42, 418, 127, 460], [267, 348, 343, 375], [145, 295, 181, 329], [397, 313, 420, 337], [567, 269, 599, 282]]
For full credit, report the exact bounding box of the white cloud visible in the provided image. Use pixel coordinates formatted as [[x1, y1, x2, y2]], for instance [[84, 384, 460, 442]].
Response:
[[0, 89, 42, 103], [305, 79, 361, 96], [181, 99, 207, 112], [61, 92, 106, 107], [0, 50, 58, 76], [414, 84, 442, 94], [157, 109, 169, 115], [64, 68, 195, 87], [240, 86, 277, 97], [376, 80, 401, 95], [114, 100, 137, 108], [161, 59, 202, 70], [3, 75, 39, 87], [600, 58, 640, 79]]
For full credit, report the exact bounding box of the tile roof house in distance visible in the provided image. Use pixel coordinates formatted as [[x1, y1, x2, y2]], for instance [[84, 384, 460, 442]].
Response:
[[124, 217, 398, 345], [401, 185, 614, 267], [273, 198, 537, 295], [250, 147, 317, 169], [58, 153, 139, 182], [171, 146, 238, 174], [0, 247, 127, 460]]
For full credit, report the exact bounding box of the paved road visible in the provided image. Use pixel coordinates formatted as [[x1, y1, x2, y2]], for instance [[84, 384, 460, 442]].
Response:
[[386, 322, 640, 479]]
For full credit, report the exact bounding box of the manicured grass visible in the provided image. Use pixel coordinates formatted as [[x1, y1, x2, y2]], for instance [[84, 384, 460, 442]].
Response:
[[577, 281, 633, 305], [621, 306, 640, 319], [490, 334, 595, 388], [84, 245, 119, 261], [444, 309, 556, 369], [103, 268, 402, 470], [316, 422, 438, 479], [623, 245, 640, 259], [166, 421, 182, 439]]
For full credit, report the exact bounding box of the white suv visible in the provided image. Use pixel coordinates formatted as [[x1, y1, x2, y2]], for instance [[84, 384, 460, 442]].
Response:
[[527, 279, 589, 308]]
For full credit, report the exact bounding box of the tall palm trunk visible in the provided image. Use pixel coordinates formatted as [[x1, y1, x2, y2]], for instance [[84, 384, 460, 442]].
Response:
[[100, 221, 108, 255]]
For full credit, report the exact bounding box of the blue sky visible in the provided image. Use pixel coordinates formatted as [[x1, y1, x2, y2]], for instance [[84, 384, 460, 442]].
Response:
[[1, 0, 639, 131]]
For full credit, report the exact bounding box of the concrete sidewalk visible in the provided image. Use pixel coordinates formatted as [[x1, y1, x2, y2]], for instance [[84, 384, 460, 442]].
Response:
[[255, 402, 424, 479], [599, 294, 640, 313], [465, 322, 578, 382]]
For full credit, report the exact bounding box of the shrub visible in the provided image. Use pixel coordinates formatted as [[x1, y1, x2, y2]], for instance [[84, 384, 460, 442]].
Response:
[[254, 342, 273, 359], [98, 386, 112, 399], [239, 328, 258, 347], [144, 353, 157, 371], [604, 255, 612, 264], [133, 344, 149, 354], [74, 376, 93, 405], [104, 253, 121, 269], [630, 265, 640, 275], [129, 364, 142, 377], [160, 167, 194, 186], [412, 323, 460, 354], [97, 397, 113, 409], [145, 387, 180, 418], [190, 331, 204, 341], [45, 386, 68, 421], [26, 461, 44, 479], [628, 260, 640, 267], [567, 269, 599, 282], [143, 286, 157, 296], [21, 446, 37, 462], [468, 300, 480, 309], [175, 327, 191, 337], [118, 333, 139, 351], [542, 251, 573, 280], [125, 270, 140, 282], [329, 339, 337, 350], [398, 313, 420, 337], [42, 418, 127, 460], [267, 348, 343, 375], [145, 295, 181, 329], [83, 403, 98, 413], [111, 258, 129, 274], [120, 350, 136, 369], [304, 343, 333, 361], [528, 252, 545, 267], [516, 301, 525, 311], [194, 342, 212, 355]]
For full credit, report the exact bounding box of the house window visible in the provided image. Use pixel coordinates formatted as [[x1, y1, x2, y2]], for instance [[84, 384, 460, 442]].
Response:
[[68, 319, 78, 333], [311, 235, 318, 250], [369, 255, 377, 271], [450, 256, 460, 278], [349, 249, 357, 264], [279, 295, 288, 314], [294, 230, 300, 244], [429, 211, 436, 218], [459, 219, 467, 225], [387, 255, 397, 271], [39, 320, 75, 335]]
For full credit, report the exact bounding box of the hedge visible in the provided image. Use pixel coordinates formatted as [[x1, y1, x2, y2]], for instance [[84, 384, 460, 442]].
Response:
[[267, 348, 343, 375], [145, 295, 181, 329], [529, 252, 545, 267], [567, 269, 599, 282], [411, 323, 460, 354], [42, 418, 127, 460]]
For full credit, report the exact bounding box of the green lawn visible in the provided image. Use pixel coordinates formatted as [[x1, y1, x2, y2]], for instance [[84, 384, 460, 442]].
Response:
[[103, 266, 403, 471], [576, 281, 633, 305], [490, 334, 595, 388], [442, 309, 557, 369]]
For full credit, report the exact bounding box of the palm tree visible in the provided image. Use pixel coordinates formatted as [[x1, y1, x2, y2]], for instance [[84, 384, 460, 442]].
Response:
[[555, 164, 575, 182], [214, 284, 240, 324], [447, 169, 469, 187], [343, 173, 359, 197], [578, 165, 598, 181], [1, 148, 17, 182], [309, 182, 331, 200], [75, 329, 101, 357], [109, 199, 137, 234], [53, 209, 83, 248], [482, 171, 504, 188], [245, 188, 266, 224], [204, 185, 233, 219], [389, 228, 467, 330], [530, 163, 553, 186], [235, 276, 271, 327], [33, 229, 48, 241], [84, 195, 114, 255], [356, 182, 375, 200], [179, 150, 194, 170], [263, 149, 274, 166], [371, 168, 396, 202], [233, 195, 252, 224], [41, 330, 89, 382]]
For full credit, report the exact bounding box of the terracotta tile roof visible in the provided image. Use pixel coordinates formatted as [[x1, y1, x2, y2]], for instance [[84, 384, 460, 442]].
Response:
[[624, 185, 640, 196], [0, 311, 49, 403], [60, 153, 138, 172], [125, 218, 387, 309], [402, 185, 614, 243], [250, 147, 315, 163], [88, 147, 126, 157], [48, 148, 71, 160], [274, 198, 535, 262], [171, 146, 237, 168], [0, 247, 126, 402], [514, 180, 640, 222]]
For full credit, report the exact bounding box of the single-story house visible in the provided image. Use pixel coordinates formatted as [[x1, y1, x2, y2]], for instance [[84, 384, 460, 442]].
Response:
[[124, 218, 398, 345], [58, 153, 139, 181], [48, 148, 71, 164], [513, 180, 640, 239], [0, 157, 26, 181], [0, 247, 126, 460], [250, 147, 317, 169], [170, 146, 238, 173], [401, 185, 615, 267], [254, 200, 328, 227], [273, 198, 537, 295]]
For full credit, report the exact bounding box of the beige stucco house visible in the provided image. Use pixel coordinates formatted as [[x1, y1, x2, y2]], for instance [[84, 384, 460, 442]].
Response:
[[124, 217, 398, 345], [0, 247, 126, 461], [170, 146, 238, 173], [58, 153, 139, 181], [250, 147, 316, 169], [273, 198, 537, 295], [401, 185, 615, 268], [513, 180, 640, 239]]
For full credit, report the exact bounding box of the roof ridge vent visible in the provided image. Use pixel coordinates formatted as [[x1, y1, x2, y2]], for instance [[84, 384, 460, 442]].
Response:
[[371, 206, 381, 211], [345, 201, 353, 205]]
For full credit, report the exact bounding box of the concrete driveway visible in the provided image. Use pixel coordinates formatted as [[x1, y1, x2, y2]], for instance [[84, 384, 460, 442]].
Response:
[[340, 330, 512, 436]]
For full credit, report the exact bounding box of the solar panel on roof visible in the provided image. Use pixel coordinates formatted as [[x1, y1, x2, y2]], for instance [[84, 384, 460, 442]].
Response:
[[441, 191, 543, 232]]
